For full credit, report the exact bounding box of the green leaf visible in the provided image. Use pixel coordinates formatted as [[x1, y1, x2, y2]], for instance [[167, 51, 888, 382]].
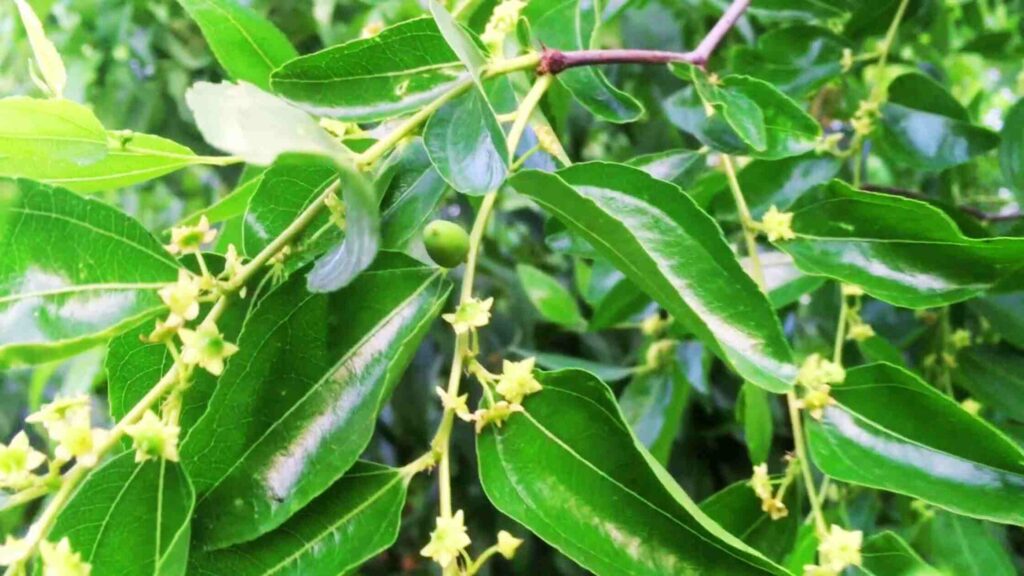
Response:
[[270, 18, 467, 122], [306, 162, 380, 293], [588, 276, 650, 330], [953, 346, 1024, 422], [189, 462, 407, 576], [40, 132, 223, 194], [737, 382, 773, 464], [1000, 98, 1024, 201], [699, 476, 802, 563], [181, 253, 449, 549], [756, 250, 827, 310], [178, 174, 263, 228], [806, 363, 1024, 526], [729, 26, 848, 97], [427, 0, 486, 85], [379, 139, 449, 250], [516, 264, 584, 329], [176, 0, 297, 91], [13, 0, 66, 98], [861, 531, 942, 576], [878, 73, 1000, 171], [625, 148, 709, 189], [186, 81, 343, 166], [925, 512, 1017, 576], [524, 0, 643, 122], [516, 349, 637, 382], [0, 179, 178, 366], [424, 87, 508, 195], [778, 180, 1024, 308], [668, 71, 822, 160], [477, 369, 788, 575], [0, 97, 107, 175], [620, 358, 691, 464], [50, 452, 194, 576], [713, 153, 841, 220], [509, 163, 795, 393]]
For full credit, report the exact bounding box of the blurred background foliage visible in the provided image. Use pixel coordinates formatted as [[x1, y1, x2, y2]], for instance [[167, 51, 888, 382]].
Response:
[[2, 0, 1024, 573]]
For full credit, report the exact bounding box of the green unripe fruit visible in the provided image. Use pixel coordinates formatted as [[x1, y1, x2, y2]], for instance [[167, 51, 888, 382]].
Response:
[[423, 220, 470, 268]]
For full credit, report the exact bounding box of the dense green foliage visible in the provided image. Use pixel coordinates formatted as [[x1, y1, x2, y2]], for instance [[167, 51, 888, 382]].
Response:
[[1, 0, 1023, 574]]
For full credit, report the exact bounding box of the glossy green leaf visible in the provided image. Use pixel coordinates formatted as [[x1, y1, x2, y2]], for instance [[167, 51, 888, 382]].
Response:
[[427, 0, 486, 84], [861, 531, 942, 576], [517, 349, 636, 382], [0, 179, 178, 366], [516, 264, 584, 329], [625, 148, 708, 189], [271, 18, 467, 122], [754, 250, 827, 310], [878, 73, 1000, 171], [714, 153, 841, 220], [1000, 98, 1024, 200], [0, 97, 107, 175], [729, 26, 848, 97], [379, 139, 449, 249], [925, 512, 1017, 576], [779, 180, 1024, 308], [509, 163, 795, 393], [806, 363, 1024, 526], [953, 346, 1024, 422], [588, 276, 650, 330], [306, 161, 380, 293], [737, 382, 773, 464], [477, 369, 788, 575], [424, 87, 508, 195], [50, 452, 194, 576], [178, 174, 263, 228], [524, 0, 643, 122], [176, 0, 297, 91], [181, 253, 449, 549], [668, 70, 822, 160], [620, 358, 691, 464], [699, 476, 802, 563], [189, 462, 407, 576], [186, 81, 344, 166]]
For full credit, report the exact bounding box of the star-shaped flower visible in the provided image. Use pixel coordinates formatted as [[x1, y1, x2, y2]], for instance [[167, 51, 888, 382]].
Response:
[[472, 401, 524, 434], [496, 530, 523, 560], [54, 425, 107, 467], [796, 354, 845, 390], [179, 320, 238, 376], [760, 206, 796, 242], [797, 385, 835, 421], [124, 411, 180, 463], [40, 537, 91, 576], [495, 358, 542, 404], [420, 510, 472, 569], [26, 396, 89, 442], [166, 216, 216, 255], [818, 524, 863, 572], [158, 270, 202, 328], [442, 297, 493, 335], [846, 322, 876, 342], [0, 432, 46, 490], [435, 387, 471, 421]]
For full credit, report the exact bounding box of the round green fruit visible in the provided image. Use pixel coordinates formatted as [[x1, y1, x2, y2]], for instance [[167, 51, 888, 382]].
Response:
[[423, 220, 470, 268]]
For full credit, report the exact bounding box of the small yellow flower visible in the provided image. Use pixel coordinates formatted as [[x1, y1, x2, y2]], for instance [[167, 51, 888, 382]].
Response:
[[0, 535, 29, 567], [802, 566, 838, 576], [0, 432, 46, 490], [841, 284, 864, 297], [473, 401, 524, 434], [960, 398, 982, 416], [797, 354, 845, 390], [359, 20, 384, 39], [951, 328, 972, 350], [533, 124, 562, 157], [760, 206, 796, 242], [818, 524, 863, 572], [26, 396, 90, 442], [495, 358, 543, 404], [158, 270, 202, 327], [54, 425, 107, 467], [442, 297, 493, 335], [40, 537, 91, 576], [179, 320, 239, 376], [496, 530, 523, 560], [846, 322, 875, 342], [435, 387, 471, 421], [761, 497, 789, 520], [166, 215, 216, 255], [840, 48, 855, 72], [480, 0, 526, 55], [640, 313, 669, 337], [222, 243, 244, 280], [797, 385, 835, 421], [420, 510, 472, 569], [124, 411, 180, 463], [749, 463, 773, 500]]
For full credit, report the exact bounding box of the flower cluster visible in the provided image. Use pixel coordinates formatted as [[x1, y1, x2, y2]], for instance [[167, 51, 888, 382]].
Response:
[[804, 524, 863, 575], [841, 284, 876, 343], [0, 536, 91, 575], [796, 354, 845, 420], [124, 411, 180, 463], [851, 99, 881, 137], [480, 0, 527, 58]]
